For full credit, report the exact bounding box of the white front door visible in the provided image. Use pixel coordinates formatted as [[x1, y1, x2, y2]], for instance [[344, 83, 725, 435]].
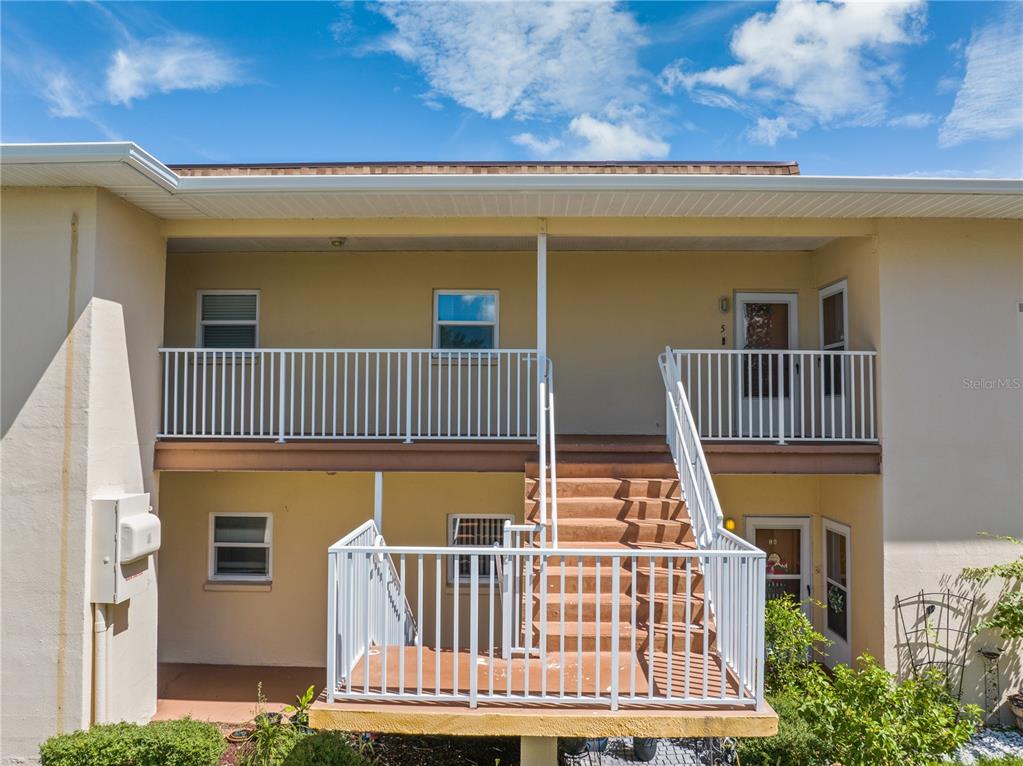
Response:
[[823, 519, 852, 666], [746, 517, 812, 620], [735, 293, 800, 440]]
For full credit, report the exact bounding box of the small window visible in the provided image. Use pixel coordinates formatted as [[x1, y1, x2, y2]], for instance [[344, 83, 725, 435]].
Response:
[[197, 291, 259, 348], [209, 513, 272, 581], [447, 514, 512, 584], [434, 291, 498, 350], [819, 281, 848, 396]]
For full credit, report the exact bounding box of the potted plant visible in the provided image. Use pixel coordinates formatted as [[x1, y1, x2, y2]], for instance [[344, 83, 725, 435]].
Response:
[[285, 685, 318, 734], [962, 535, 1023, 730]]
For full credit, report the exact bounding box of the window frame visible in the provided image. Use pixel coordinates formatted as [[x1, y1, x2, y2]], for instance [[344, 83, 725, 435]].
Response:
[[196, 289, 261, 349], [432, 289, 499, 350], [818, 279, 848, 352], [446, 513, 513, 586], [208, 512, 273, 582]]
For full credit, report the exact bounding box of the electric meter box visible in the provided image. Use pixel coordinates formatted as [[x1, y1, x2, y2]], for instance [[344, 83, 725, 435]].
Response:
[[91, 493, 160, 604]]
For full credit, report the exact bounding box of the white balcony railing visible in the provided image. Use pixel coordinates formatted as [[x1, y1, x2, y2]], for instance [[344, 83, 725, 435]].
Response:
[[671, 349, 878, 442], [158, 348, 544, 441], [326, 525, 765, 710]]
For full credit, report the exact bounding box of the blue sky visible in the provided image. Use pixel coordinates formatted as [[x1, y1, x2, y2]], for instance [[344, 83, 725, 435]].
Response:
[[2, 1, 1021, 176]]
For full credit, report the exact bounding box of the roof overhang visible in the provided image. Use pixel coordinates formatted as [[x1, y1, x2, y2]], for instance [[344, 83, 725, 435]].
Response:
[[2, 141, 1021, 220]]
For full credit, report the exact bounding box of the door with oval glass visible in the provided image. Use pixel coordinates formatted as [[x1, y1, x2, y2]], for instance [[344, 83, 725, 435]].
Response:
[[735, 293, 801, 440], [823, 519, 852, 667], [745, 517, 812, 620]]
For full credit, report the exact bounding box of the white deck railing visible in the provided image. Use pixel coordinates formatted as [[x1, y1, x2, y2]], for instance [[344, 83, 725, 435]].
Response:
[[158, 348, 544, 441], [326, 532, 765, 710], [671, 349, 877, 442], [659, 347, 767, 705]]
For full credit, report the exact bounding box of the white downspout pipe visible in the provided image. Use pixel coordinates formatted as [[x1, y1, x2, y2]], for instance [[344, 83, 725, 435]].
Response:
[[93, 603, 110, 723]]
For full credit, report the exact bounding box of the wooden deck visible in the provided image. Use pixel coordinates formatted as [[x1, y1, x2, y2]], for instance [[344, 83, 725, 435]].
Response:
[[340, 645, 740, 701]]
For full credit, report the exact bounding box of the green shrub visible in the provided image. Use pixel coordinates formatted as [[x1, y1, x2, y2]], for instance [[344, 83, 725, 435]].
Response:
[[799, 655, 979, 766], [736, 691, 825, 766], [763, 594, 829, 693], [239, 715, 303, 766], [40, 719, 225, 766], [282, 732, 370, 766]]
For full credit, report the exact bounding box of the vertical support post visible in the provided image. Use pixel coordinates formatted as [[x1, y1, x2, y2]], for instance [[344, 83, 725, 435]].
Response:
[[502, 522, 512, 660], [326, 550, 337, 702], [536, 223, 548, 546], [277, 351, 287, 443], [404, 350, 413, 443], [374, 471, 383, 533]]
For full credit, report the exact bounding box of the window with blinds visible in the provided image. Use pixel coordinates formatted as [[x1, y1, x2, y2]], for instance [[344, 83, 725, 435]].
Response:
[[209, 513, 272, 580], [198, 291, 259, 348]]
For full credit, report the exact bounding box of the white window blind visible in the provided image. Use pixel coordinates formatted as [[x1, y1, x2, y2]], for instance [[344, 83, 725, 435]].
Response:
[[198, 291, 259, 348], [209, 513, 272, 580]]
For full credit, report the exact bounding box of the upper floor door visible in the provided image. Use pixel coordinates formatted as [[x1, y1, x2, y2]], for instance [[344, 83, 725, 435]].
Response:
[[735, 292, 800, 439]]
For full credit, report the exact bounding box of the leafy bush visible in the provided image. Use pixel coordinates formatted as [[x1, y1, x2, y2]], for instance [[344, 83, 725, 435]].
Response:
[[736, 691, 824, 766], [962, 534, 1023, 641], [763, 594, 829, 693], [40, 719, 225, 766], [799, 655, 978, 766], [282, 732, 370, 766], [240, 713, 303, 766]]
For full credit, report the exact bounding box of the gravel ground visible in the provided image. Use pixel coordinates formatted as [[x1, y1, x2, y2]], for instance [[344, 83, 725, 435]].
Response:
[[954, 728, 1023, 765]]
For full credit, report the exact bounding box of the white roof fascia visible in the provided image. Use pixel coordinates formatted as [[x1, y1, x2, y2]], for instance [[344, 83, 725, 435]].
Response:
[[2, 140, 1021, 201]]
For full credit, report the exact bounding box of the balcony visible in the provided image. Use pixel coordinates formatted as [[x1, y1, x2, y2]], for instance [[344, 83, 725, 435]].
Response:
[[158, 348, 544, 441], [671, 349, 878, 443]]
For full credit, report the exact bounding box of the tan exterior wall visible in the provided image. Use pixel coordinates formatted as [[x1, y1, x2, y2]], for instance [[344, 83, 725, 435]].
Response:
[[1, 188, 165, 763], [165, 248, 856, 433], [157, 471, 524, 667], [875, 218, 1023, 721], [715, 475, 885, 661]]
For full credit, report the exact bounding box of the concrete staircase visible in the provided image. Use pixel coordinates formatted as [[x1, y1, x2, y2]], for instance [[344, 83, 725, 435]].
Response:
[[523, 456, 712, 658]]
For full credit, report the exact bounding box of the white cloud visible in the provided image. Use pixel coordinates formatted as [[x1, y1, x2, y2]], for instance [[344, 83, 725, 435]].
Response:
[[887, 112, 935, 129], [567, 114, 669, 160], [511, 133, 562, 156], [746, 116, 796, 146], [42, 70, 89, 118], [659, 0, 926, 137], [374, 2, 645, 120], [106, 35, 241, 105], [938, 7, 1023, 148]]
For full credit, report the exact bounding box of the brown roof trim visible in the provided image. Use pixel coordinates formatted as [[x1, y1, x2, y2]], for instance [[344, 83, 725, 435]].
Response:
[[168, 160, 801, 177]]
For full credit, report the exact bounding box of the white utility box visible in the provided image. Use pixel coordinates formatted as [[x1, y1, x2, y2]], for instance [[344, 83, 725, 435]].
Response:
[[91, 493, 160, 604]]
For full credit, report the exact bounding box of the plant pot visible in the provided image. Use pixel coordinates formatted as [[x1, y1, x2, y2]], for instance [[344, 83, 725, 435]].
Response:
[[1009, 692, 1023, 732], [633, 738, 659, 762]]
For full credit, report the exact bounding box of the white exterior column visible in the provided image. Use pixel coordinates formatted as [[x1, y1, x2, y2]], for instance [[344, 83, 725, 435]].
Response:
[[536, 223, 547, 379]]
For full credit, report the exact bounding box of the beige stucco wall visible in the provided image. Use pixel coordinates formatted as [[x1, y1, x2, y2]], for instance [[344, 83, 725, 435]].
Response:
[[157, 471, 525, 667], [165, 247, 866, 434], [715, 474, 885, 662], [1, 188, 165, 763], [875, 218, 1023, 721]]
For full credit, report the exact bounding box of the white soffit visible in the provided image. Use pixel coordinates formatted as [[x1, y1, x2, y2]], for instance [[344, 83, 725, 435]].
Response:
[[2, 142, 1022, 220], [166, 235, 838, 253]]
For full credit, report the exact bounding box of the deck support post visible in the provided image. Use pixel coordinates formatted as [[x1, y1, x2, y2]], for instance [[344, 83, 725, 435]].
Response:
[[520, 736, 558, 766]]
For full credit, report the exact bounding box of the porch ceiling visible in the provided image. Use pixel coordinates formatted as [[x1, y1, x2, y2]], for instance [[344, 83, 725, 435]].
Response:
[[166, 234, 838, 253]]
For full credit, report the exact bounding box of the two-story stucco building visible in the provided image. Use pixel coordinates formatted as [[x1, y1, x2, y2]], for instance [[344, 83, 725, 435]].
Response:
[[2, 142, 1021, 765]]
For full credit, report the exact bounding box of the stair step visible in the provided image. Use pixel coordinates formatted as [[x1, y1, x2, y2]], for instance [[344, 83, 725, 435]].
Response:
[[552, 518, 694, 545], [527, 461, 677, 479], [525, 477, 680, 500], [531, 592, 706, 623], [526, 496, 687, 521], [537, 563, 704, 593], [531, 620, 715, 653]]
